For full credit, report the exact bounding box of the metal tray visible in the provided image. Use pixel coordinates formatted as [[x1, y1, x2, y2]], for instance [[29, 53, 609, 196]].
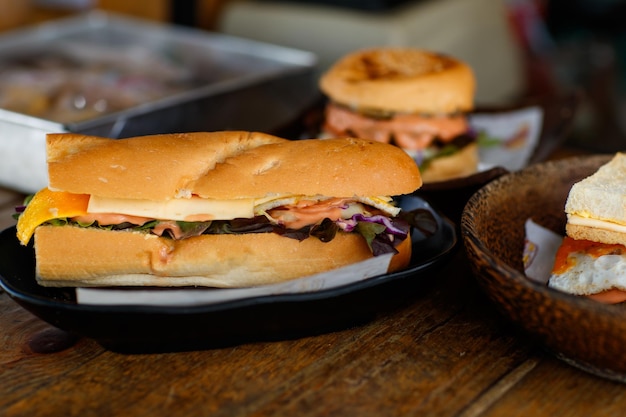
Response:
[[0, 11, 317, 193]]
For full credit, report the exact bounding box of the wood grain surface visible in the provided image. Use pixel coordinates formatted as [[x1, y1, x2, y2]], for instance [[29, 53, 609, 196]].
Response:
[[0, 183, 625, 417]]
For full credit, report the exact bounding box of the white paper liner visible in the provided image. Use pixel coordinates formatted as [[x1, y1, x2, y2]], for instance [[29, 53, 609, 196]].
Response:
[[470, 106, 543, 172], [523, 219, 563, 284], [76, 253, 393, 307]]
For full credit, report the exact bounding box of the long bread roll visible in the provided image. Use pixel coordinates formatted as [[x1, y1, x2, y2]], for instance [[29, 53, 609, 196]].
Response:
[[33, 225, 412, 287], [47, 131, 420, 199], [18, 131, 422, 288]]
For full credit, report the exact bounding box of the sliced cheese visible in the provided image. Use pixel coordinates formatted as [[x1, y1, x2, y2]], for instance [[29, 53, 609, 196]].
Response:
[[567, 214, 626, 234], [254, 195, 401, 217], [88, 194, 401, 222], [88, 195, 257, 221]]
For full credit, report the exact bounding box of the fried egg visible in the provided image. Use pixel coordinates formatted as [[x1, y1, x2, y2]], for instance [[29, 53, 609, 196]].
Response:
[[549, 252, 626, 295]]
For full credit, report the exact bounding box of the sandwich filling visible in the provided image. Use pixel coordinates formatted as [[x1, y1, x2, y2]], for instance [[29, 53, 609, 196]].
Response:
[[566, 214, 626, 234], [549, 236, 626, 304], [17, 188, 424, 257], [323, 102, 475, 169]]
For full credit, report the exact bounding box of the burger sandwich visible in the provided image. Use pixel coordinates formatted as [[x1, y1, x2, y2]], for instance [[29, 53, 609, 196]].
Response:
[[319, 47, 478, 183], [16, 131, 423, 288], [549, 153, 626, 303]]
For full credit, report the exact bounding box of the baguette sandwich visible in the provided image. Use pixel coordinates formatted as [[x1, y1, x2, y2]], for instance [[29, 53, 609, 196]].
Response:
[[319, 47, 478, 183], [16, 131, 423, 288], [549, 153, 626, 303]]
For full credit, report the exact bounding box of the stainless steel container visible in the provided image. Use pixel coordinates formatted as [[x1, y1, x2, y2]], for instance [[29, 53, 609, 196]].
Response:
[[0, 11, 317, 192]]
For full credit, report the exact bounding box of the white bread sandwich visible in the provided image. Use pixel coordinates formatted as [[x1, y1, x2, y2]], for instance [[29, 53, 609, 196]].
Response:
[[319, 47, 478, 183], [549, 153, 626, 303], [15, 131, 423, 288]]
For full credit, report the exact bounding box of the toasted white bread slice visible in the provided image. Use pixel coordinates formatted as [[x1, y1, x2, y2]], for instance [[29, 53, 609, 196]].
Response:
[[565, 152, 626, 245]]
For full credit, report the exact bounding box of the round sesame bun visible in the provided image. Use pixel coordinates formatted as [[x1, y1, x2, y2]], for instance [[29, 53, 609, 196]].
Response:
[[319, 48, 475, 115]]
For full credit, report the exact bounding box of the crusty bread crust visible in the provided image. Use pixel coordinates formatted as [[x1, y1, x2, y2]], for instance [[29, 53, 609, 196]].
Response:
[[420, 142, 479, 183], [319, 48, 475, 114], [33, 225, 412, 288], [565, 152, 626, 227], [46, 132, 422, 200], [566, 223, 626, 246]]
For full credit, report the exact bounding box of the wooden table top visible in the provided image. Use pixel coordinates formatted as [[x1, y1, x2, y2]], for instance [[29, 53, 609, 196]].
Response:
[[1, 175, 625, 417]]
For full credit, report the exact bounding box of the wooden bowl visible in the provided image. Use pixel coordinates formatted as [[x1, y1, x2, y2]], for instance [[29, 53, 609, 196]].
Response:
[[461, 154, 626, 382]]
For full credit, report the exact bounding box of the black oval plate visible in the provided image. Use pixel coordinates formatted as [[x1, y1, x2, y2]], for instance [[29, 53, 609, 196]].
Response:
[[0, 196, 456, 353]]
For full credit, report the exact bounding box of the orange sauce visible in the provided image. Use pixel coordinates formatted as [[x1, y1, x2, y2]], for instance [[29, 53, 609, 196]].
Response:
[[324, 102, 467, 150], [72, 213, 153, 226], [268, 198, 352, 230]]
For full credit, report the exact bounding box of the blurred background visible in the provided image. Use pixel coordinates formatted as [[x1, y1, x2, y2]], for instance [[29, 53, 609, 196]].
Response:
[[2, 0, 625, 152]]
